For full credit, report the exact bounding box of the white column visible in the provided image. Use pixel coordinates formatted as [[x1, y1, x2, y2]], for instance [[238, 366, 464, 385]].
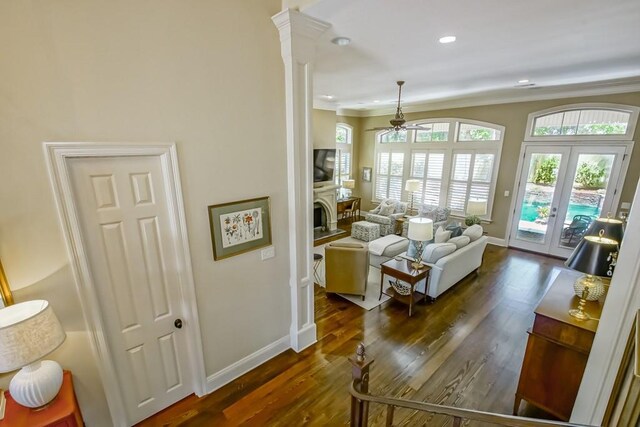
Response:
[[272, 9, 330, 352]]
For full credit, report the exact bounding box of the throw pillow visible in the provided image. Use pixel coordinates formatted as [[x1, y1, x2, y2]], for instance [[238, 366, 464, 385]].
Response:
[[406, 238, 434, 258], [463, 224, 483, 241], [378, 203, 396, 216], [448, 235, 471, 249], [435, 226, 451, 243], [446, 224, 463, 238], [422, 243, 456, 264]]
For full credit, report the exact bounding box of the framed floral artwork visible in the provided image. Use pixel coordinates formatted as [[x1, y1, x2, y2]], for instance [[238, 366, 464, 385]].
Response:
[[208, 196, 272, 260]]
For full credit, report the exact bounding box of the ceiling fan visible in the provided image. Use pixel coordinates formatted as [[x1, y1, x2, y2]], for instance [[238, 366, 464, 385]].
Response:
[[366, 81, 427, 132]]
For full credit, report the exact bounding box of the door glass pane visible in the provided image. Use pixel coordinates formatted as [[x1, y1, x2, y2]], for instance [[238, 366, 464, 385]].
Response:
[[559, 154, 615, 248], [516, 153, 562, 244]]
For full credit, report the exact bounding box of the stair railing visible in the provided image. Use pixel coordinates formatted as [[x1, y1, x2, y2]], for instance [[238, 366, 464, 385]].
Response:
[[349, 343, 588, 427]]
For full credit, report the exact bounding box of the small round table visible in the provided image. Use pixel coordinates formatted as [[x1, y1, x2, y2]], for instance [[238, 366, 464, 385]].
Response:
[[313, 253, 323, 284]]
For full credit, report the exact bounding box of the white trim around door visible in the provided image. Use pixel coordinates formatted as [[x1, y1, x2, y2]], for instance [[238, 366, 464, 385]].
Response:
[[44, 142, 207, 426]]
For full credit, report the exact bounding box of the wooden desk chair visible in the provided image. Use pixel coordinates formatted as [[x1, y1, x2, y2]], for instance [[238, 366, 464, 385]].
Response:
[[343, 198, 360, 223]]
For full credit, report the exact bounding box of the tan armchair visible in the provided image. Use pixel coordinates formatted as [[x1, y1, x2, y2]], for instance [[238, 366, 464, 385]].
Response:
[[325, 242, 369, 300]]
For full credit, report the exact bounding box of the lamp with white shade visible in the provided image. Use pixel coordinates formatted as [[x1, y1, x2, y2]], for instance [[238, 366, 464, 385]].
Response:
[[465, 198, 487, 226], [342, 179, 355, 199], [0, 300, 66, 408], [405, 179, 421, 215], [408, 217, 433, 269]]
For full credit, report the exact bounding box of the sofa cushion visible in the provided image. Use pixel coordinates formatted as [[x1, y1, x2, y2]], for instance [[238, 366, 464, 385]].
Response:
[[435, 226, 451, 243], [448, 235, 471, 249], [422, 243, 457, 264], [463, 224, 484, 241]]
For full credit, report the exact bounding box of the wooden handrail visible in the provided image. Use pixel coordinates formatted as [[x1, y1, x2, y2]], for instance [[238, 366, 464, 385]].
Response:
[[349, 343, 588, 427]]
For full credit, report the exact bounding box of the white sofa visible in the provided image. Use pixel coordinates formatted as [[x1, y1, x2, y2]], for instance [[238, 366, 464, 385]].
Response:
[[370, 234, 488, 300]]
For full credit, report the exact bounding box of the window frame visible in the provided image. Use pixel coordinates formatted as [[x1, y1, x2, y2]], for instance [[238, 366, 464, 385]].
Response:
[[373, 118, 504, 220], [525, 103, 639, 142], [335, 123, 353, 186]]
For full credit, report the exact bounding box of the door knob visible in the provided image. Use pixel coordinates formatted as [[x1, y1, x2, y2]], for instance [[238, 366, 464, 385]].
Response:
[[174, 318, 183, 329]]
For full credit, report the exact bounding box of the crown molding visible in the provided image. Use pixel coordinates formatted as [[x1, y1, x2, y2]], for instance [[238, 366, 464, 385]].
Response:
[[331, 78, 640, 118]]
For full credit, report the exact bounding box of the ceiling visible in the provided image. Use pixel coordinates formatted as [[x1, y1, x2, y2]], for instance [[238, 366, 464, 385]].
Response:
[[301, 0, 640, 115]]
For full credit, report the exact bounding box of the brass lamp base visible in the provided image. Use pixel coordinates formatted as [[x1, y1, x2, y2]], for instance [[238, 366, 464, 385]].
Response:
[[411, 261, 425, 270], [569, 287, 591, 321]]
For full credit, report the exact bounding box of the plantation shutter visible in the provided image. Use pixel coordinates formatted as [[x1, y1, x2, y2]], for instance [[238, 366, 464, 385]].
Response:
[[447, 151, 496, 215], [375, 152, 390, 200], [376, 151, 404, 200], [447, 153, 472, 213], [388, 152, 404, 200], [410, 151, 445, 206]]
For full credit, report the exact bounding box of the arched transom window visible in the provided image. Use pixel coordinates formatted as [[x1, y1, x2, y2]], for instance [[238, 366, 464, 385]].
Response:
[[526, 104, 639, 141]]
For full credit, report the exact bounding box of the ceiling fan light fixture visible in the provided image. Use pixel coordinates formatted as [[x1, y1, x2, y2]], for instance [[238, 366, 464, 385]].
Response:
[[331, 37, 351, 46], [518, 79, 530, 83], [439, 35, 456, 44]]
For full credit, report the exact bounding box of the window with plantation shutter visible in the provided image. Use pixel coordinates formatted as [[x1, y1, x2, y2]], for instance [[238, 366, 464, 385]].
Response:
[[446, 151, 496, 215], [335, 123, 353, 185], [376, 151, 404, 200], [373, 118, 503, 219]]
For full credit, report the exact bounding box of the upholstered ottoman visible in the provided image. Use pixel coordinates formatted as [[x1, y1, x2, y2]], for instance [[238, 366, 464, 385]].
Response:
[[368, 234, 410, 269], [351, 221, 380, 242]]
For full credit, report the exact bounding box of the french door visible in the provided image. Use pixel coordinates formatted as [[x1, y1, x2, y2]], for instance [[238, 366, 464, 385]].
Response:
[[509, 144, 627, 258]]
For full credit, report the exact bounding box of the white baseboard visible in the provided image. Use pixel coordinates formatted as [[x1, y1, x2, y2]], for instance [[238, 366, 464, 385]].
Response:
[[290, 323, 317, 352], [206, 335, 290, 394], [487, 236, 507, 247]]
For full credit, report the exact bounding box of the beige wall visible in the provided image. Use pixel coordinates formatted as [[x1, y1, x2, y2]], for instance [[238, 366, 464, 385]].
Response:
[[0, 1, 288, 425], [358, 92, 640, 239], [312, 109, 337, 149]]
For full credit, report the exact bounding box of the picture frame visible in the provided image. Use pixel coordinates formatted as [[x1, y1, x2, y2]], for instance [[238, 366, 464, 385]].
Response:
[[0, 259, 13, 308], [362, 167, 372, 182], [208, 196, 272, 260]]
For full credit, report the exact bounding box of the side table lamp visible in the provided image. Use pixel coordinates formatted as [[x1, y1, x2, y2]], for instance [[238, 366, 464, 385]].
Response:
[[465, 198, 487, 226], [408, 217, 433, 270], [564, 230, 619, 320], [0, 300, 67, 408], [405, 179, 421, 216], [342, 179, 355, 199]]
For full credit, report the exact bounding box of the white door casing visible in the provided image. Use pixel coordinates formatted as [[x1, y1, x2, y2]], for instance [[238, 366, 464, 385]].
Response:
[[45, 143, 206, 426]]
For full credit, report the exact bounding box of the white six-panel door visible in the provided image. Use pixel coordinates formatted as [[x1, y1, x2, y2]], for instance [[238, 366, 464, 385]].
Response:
[[67, 155, 193, 424]]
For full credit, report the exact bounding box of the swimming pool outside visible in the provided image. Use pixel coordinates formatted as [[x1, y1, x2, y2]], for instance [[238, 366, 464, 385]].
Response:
[[520, 202, 601, 223]]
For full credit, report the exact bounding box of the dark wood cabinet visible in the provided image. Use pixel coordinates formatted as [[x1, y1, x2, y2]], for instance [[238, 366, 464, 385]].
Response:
[[514, 272, 605, 421]]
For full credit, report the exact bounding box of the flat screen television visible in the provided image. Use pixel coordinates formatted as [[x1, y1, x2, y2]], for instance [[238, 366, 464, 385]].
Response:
[[313, 149, 336, 183]]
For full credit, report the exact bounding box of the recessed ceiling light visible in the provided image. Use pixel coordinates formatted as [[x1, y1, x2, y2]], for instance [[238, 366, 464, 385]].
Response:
[[373, 100, 380, 103], [439, 35, 456, 44], [324, 95, 334, 100], [331, 37, 351, 46], [518, 79, 530, 84]]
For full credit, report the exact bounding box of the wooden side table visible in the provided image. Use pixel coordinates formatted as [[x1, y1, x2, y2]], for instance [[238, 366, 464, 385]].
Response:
[[513, 272, 604, 421], [379, 258, 431, 316], [1, 370, 84, 427]]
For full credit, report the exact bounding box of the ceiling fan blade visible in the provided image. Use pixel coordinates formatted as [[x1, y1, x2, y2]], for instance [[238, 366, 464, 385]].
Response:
[[365, 127, 393, 132], [404, 125, 429, 130]]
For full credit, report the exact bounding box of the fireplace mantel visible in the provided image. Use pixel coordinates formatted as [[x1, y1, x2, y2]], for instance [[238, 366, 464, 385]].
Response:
[[313, 184, 338, 231]]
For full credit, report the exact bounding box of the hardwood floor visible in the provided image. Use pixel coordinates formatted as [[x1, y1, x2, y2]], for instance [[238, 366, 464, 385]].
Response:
[[138, 245, 566, 426]]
